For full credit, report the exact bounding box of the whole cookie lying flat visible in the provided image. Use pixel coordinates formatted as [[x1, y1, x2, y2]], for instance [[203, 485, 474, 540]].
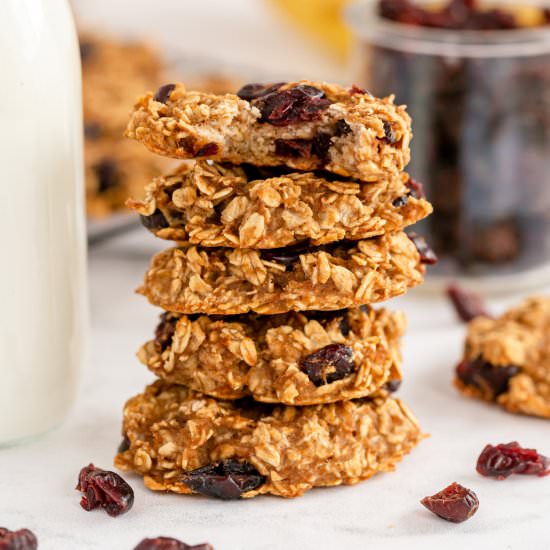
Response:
[[139, 307, 404, 405], [115, 380, 422, 498], [138, 232, 425, 315], [128, 160, 432, 247], [455, 296, 550, 419], [125, 81, 411, 182]]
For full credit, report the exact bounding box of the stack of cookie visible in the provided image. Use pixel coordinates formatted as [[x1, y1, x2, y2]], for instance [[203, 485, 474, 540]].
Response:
[[115, 81, 435, 498]]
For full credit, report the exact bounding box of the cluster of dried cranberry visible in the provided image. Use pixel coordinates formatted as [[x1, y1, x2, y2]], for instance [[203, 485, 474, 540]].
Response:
[[379, 0, 543, 30], [236, 82, 352, 165], [371, 1, 550, 272]]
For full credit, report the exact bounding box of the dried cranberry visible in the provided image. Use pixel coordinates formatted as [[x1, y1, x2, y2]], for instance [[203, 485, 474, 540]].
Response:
[[255, 84, 331, 126], [381, 121, 397, 144], [304, 310, 350, 336], [178, 137, 196, 154], [240, 164, 290, 181], [195, 143, 219, 157], [339, 315, 351, 336], [0, 528, 37, 550], [456, 358, 519, 398], [394, 176, 425, 206], [421, 483, 479, 523], [405, 178, 425, 199], [260, 241, 310, 268], [349, 84, 371, 95], [274, 133, 333, 163], [237, 82, 285, 101], [140, 209, 169, 231], [392, 195, 408, 207], [476, 442, 550, 480], [118, 434, 131, 453], [384, 379, 401, 393], [300, 343, 355, 386], [408, 233, 438, 265], [154, 312, 178, 352], [334, 119, 352, 136], [154, 84, 176, 104], [312, 133, 333, 163], [182, 460, 265, 499], [447, 284, 490, 322], [94, 159, 120, 194], [275, 138, 312, 159], [76, 464, 134, 517], [134, 537, 213, 550]]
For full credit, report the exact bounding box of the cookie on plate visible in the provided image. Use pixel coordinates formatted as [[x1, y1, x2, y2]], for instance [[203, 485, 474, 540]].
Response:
[[125, 81, 412, 182], [455, 296, 550, 419], [115, 380, 423, 498]]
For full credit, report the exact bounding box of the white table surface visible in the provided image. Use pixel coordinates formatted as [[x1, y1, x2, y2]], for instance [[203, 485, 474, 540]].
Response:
[[2, 227, 549, 549]]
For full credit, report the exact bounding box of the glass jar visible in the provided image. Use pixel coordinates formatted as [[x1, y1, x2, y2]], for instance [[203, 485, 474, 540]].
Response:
[[347, 1, 550, 291], [0, 0, 87, 444]]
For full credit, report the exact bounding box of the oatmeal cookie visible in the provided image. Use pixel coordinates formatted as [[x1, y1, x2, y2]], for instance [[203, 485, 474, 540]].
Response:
[[115, 380, 423, 498], [81, 33, 163, 140], [125, 81, 412, 182], [138, 307, 404, 405], [80, 34, 170, 217], [138, 232, 425, 315], [128, 161, 432, 247], [455, 296, 550, 419]]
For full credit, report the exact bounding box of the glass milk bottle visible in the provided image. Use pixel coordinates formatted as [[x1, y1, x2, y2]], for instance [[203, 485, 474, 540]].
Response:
[[0, 0, 87, 444]]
